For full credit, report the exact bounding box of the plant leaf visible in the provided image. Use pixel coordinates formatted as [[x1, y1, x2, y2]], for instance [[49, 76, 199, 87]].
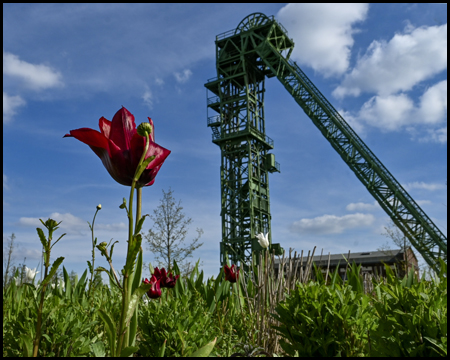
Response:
[[39, 257, 64, 290], [98, 309, 116, 357], [120, 346, 139, 357], [189, 337, 217, 357], [125, 282, 152, 326]]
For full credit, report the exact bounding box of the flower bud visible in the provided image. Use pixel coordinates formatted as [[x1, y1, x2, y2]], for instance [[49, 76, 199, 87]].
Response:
[[137, 122, 152, 137], [97, 204, 102, 210], [96, 242, 108, 254]]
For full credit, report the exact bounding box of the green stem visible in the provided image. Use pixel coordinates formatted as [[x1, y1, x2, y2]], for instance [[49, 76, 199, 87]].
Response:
[[88, 208, 100, 297], [33, 239, 51, 357], [136, 187, 142, 231], [117, 134, 149, 357]]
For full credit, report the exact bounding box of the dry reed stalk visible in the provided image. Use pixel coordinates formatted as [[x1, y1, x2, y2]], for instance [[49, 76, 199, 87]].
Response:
[[325, 252, 331, 283], [237, 246, 335, 355], [344, 250, 351, 280]]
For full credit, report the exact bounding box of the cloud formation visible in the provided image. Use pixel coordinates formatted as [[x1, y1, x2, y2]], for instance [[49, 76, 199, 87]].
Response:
[[404, 181, 447, 191], [3, 51, 63, 90], [346, 201, 380, 212], [3, 92, 26, 123], [348, 80, 447, 141], [277, 3, 368, 77], [333, 24, 447, 98], [290, 213, 375, 235], [174, 69, 192, 83]]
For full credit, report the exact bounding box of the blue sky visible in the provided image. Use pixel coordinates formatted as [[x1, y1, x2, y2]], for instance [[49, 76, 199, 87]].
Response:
[[3, 4, 447, 280]]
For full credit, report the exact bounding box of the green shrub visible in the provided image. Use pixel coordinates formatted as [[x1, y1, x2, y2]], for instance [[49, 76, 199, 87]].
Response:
[[272, 265, 375, 357], [369, 262, 447, 357]]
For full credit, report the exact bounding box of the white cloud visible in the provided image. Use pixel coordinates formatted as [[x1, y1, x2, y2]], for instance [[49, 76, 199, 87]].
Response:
[[417, 80, 447, 124], [290, 213, 375, 235], [174, 69, 192, 83], [404, 181, 446, 191], [3, 92, 26, 123], [142, 86, 153, 109], [420, 127, 447, 144], [18, 212, 87, 234], [3, 51, 63, 90], [333, 24, 447, 98], [346, 201, 379, 212], [18, 212, 127, 236], [277, 3, 369, 77], [3, 173, 9, 190], [358, 93, 414, 131], [416, 200, 432, 206], [96, 223, 127, 232], [349, 80, 447, 139]]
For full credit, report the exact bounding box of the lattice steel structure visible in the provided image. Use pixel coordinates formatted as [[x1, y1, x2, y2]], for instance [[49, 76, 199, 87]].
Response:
[[205, 13, 447, 272]]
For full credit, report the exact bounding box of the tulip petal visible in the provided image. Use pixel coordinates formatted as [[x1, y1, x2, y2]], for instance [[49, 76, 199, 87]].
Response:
[[129, 134, 171, 187], [99, 116, 112, 139], [147, 117, 155, 142], [64, 128, 111, 157], [110, 107, 137, 152]]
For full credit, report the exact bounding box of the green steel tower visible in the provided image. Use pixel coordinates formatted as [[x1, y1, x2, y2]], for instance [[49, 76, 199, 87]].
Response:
[[205, 13, 447, 272], [205, 14, 283, 267]]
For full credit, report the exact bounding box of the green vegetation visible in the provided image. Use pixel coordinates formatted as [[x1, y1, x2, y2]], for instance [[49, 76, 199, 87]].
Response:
[[3, 257, 447, 357]]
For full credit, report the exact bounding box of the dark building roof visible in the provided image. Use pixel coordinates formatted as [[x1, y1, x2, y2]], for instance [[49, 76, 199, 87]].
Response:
[[274, 249, 416, 268]]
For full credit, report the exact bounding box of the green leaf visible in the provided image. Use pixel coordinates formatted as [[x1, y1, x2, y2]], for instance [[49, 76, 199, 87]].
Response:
[[98, 309, 116, 357], [149, 262, 154, 275], [125, 234, 142, 274], [134, 214, 148, 236], [50, 232, 67, 250], [125, 282, 152, 326], [39, 256, 64, 290], [189, 337, 217, 357], [131, 248, 143, 293], [20, 334, 33, 357], [63, 265, 72, 299], [135, 155, 156, 181], [87, 260, 93, 274], [110, 240, 119, 258], [159, 339, 167, 357], [36, 227, 49, 252], [91, 342, 106, 357], [120, 346, 139, 357]]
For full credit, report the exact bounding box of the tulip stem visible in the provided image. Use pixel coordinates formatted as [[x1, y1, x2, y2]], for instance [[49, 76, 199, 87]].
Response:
[[136, 187, 142, 231], [117, 134, 149, 357]]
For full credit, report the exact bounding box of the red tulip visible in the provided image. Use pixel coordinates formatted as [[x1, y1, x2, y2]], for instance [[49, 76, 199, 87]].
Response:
[[152, 267, 180, 288], [64, 107, 170, 187], [162, 271, 180, 288], [224, 264, 239, 283], [143, 275, 161, 299]]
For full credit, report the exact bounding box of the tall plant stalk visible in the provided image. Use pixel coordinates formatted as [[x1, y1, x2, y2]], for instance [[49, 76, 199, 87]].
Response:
[[116, 131, 150, 356]]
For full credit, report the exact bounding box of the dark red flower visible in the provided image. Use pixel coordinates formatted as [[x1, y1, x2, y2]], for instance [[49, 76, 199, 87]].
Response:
[[162, 271, 180, 288], [152, 267, 180, 288], [224, 264, 239, 283], [143, 275, 161, 299], [64, 107, 170, 187]]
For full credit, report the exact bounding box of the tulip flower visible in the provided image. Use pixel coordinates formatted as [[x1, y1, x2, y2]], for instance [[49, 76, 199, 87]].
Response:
[[24, 266, 39, 284], [64, 107, 171, 187], [256, 231, 270, 249], [224, 264, 239, 283], [143, 275, 161, 299], [152, 267, 180, 288], [161, 270, 180, 288]]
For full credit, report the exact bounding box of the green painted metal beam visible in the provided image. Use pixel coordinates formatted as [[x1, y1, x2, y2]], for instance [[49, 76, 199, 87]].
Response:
[[206, 13, 447, 272]]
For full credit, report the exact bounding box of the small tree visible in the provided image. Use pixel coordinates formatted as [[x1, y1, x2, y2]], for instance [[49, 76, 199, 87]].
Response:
[[378, 220, 416, 275], [145, 188, 203, 274]]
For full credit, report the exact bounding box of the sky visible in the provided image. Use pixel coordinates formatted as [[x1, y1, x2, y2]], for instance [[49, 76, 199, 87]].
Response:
[[3, 3, 447, 281]]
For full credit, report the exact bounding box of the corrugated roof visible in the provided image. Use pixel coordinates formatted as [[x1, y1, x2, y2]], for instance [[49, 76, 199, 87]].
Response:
[[274, 249, 408, 267]]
